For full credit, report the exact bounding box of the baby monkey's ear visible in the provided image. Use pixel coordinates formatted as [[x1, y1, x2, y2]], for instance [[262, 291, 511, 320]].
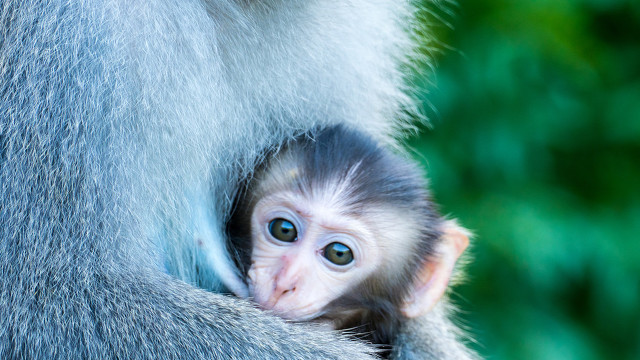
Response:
[[400, 220, 470, 318]]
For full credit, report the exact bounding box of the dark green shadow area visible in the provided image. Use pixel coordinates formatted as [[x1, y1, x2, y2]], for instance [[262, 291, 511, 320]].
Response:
[[409, 1, 640, 359]]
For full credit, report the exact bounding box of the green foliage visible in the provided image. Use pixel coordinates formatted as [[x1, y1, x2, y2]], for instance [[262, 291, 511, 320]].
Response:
[[409, 1, 640, 358]]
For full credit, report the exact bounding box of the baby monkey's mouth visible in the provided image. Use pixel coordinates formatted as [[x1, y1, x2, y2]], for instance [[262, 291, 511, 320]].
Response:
[[250, 289, 327, 322], [246, 267, 325, 321]]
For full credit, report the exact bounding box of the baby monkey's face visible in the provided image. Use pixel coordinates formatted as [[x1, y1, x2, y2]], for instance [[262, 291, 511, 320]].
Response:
[[247, 190, 383, 322]]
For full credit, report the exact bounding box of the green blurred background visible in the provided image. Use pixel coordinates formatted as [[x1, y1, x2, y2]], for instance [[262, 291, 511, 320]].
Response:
[[408, 0, 640, 359]]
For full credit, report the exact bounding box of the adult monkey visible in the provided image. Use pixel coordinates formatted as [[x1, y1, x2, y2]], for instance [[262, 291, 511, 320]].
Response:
[[0, 1, 476, 359]]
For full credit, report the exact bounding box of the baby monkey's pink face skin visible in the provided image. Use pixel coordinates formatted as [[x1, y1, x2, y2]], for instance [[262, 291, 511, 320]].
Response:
[[247, 190, 385, 322]]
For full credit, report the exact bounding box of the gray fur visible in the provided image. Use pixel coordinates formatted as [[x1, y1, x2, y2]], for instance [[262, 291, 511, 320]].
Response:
[[0, 0, 475, 359], [392, 303, 481, 360]]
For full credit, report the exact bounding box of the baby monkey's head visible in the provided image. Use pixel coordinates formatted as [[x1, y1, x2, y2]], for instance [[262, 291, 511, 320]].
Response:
[[227, 125, 468, 345]]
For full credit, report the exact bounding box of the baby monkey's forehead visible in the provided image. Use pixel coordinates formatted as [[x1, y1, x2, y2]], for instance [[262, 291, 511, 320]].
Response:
[[256, 189, 375, 230]]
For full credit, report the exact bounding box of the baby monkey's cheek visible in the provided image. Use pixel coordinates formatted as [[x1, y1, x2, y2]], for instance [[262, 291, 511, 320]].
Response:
[[246, 264, 275, 304]]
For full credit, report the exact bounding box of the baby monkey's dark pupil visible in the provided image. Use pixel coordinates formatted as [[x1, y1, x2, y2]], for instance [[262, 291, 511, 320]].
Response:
[[324, 242, 353, 266], [268, 218, 297, 242]]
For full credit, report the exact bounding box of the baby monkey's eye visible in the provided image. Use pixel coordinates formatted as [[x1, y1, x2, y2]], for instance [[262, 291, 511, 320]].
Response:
[[323, 242, 354, 266], [268, 218, 297, 242]]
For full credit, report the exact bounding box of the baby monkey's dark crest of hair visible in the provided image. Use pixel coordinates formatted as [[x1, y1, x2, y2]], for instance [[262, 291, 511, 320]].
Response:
[[226, 124, 444, 349]]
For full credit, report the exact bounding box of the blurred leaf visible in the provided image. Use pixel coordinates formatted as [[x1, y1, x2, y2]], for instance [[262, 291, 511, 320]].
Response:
[[409, 0, 640, 358]]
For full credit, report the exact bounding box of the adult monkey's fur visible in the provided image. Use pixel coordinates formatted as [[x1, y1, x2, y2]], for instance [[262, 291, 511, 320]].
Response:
[[0, 0, 476, 359]]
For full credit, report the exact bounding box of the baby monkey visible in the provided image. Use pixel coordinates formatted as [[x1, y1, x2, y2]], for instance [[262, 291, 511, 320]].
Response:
[[226, 125, 469, 349]]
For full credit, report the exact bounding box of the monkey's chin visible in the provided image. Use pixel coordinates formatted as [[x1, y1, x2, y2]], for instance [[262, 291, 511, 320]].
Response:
[[259, 302, 326, 322], [248, 288, 325, 321]]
